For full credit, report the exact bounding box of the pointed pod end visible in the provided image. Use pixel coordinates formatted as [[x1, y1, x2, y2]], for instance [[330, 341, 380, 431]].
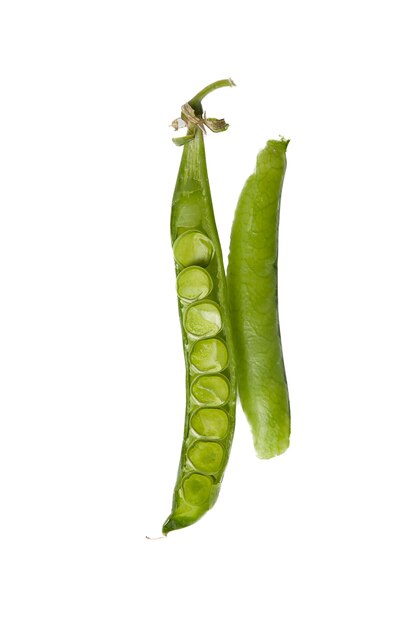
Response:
[[162, 516, 185, 536]]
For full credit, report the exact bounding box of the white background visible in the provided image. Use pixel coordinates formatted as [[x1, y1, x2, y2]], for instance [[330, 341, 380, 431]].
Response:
[[1, 1, 416, 624]]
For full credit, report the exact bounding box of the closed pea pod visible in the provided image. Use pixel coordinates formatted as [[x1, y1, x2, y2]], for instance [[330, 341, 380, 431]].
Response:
[[162, 80, 236, 535], [227, 139, 291, 459]]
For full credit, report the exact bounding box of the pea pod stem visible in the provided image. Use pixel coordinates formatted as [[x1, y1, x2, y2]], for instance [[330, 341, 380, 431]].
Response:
[[188, 78, 235, 116]]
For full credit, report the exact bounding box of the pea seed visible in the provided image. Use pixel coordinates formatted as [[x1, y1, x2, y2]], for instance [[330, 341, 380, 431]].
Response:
[[176, 266, 213, 301], [190, 338, 228, 373], [191, 408, 229, 438], [188, 441, 224, 473], [191, 375, 230, 406], [182, 473, 213, 506], [173, 230, 214, 268], [184, 301, 222, 337]]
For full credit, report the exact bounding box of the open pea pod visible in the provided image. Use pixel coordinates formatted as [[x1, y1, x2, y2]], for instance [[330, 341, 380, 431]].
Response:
[[163, 80, 237, 535]]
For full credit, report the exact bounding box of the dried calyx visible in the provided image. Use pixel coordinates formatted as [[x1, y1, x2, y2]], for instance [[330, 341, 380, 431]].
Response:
[[171, 78, 234, 146]]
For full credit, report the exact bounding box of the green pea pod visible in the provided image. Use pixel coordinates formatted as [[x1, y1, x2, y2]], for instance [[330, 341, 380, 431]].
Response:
[[163, 80, 237, 535], [227, 139, 291, 459]]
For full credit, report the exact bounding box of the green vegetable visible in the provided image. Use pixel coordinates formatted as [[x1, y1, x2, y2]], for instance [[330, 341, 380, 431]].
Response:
[[162, 80, 237, 535], [227, 139, 291, 459]]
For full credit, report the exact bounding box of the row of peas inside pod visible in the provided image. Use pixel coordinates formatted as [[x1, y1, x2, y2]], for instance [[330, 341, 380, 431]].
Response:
[[171, 229, 233, 507]]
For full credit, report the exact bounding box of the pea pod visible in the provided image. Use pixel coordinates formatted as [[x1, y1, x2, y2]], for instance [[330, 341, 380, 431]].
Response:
[[162, 80, 237, 535], [227, 139, 291, 459]]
